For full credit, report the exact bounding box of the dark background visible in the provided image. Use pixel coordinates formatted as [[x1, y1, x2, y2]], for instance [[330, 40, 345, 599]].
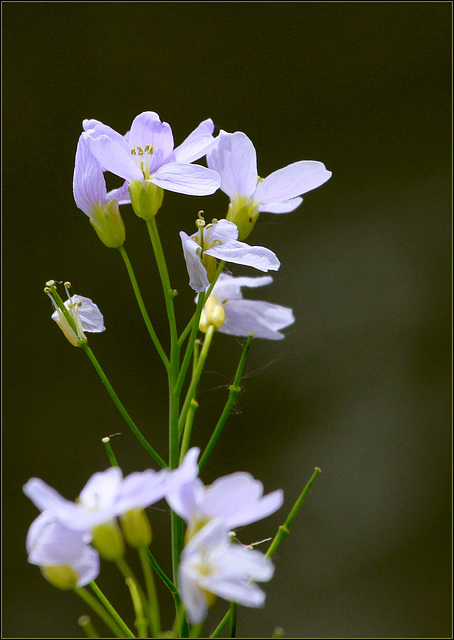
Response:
[[3, 2, 451, 638]]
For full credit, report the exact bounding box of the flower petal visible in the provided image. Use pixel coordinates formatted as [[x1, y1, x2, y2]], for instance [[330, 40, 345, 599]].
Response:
[[220, 299, 294, 340], [153, 163, 221, 196], [180, 231, 210, 292], [207, 131, 258, 199], [73, 135, 107, 217], [69, 295, 105, 333], [83, 130, 143, 181], [259, 196, 303, 214], [255, 160, 332, 204], [210, 273, 274, 301], [174, 118, 216, 163], [205, 241, 280, 272]]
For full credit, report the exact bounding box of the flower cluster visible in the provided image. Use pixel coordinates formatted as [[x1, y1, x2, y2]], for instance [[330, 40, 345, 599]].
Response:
[[28, 109, 329, 635]]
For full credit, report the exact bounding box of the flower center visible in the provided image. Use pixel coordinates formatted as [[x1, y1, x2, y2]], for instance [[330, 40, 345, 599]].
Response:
[[130, 144, 154, 179]]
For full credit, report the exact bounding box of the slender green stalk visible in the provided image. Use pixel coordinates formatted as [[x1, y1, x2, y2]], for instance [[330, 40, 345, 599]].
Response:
[[199, 333, 254, 472], [210, 610, 229, 638], [80, 342, 166, 469], [229, 602, 238, 637], [175, 293, 205, 395], [117, 246, 169, 370], [180, 399, 198, 463], [125, 577, 148, 638], [178, 324, 215, 437], [78, 614, 100, 638], [138, 546, 160, 637], [172, 602, 187, 639], [266, 467, 321, 558], [144, 547, 177, 595], [102, 436, 119, 467], [84, 582, 135, 638], [190, 621, 204, 638]]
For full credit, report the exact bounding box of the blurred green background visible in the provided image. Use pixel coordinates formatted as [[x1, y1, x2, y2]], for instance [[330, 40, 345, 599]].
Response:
[[3, 3, 451, 638]]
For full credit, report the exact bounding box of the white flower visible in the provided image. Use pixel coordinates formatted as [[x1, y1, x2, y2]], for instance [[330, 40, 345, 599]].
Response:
[[45, 281, 105, 347], [166, 470, 283, 540], [179, 519, 274, 624], [26, 512, 99, 589], [197, 273, 294, 339], [180, 218, 280, 292], [23, 448, 200, 535], [207, 130, 332, 239]]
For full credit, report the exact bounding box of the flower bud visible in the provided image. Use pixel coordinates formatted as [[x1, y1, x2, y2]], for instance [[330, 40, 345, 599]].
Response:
[[129, 180, 164, 219], [41, 565, 79, 590], [120, 508, 152, 548], [199, 296, 226, 333], [90, 200, 126, 248], [91, 520, 125, 561]]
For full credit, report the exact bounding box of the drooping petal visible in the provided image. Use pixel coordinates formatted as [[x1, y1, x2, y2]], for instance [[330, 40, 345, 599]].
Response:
[[180, 231, 210, 292], [174, 118, 216, 163], [202, 473, 283, 529], [203, 575, 266, 608], [258, 196, 303, 213], [73, 135, 107, 218], [83, 131, 143, 182], [179, 564, 209, 624], [166, 477, 206, 523], [67, 295, 105, 333], [23, 478, 86, 527], [152, 163, 221, 195], [78, 467, 123, 512], [207, 131, 258, 200], [254, 160, 332, 204], [210, 273, 274, 301], [205, 241, 280, 272], [220, 299, 294, 340]]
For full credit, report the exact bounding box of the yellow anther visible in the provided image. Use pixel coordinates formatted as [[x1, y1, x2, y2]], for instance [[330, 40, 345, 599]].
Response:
[[64, 281, 71, 288]]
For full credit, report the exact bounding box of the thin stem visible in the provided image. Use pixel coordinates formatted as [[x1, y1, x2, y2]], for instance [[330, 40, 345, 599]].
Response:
[[178, 324, 215, 437], [80, 343, 166, 469], [175, 293, 205, 395], [117, 246, 169, 370], [180, 399, 198, 463], [210, 610, 229, 638], [78, 615, 100, 638], [199, 333, 254, 472], [138, 546, 160, 637], [229, 602, 238, 638], [266, 467, 321, 558], [125, 577, 148, 638], [144, 547, 177, 595], [85, 582, 135, 638], [102, 436, 119, 467]]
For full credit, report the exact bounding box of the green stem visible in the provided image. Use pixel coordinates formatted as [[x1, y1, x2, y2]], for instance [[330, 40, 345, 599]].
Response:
[[125, 577, 148, 638], [78, 614, 100, 638], [80, 343, 166, 468], [84, 582, 135, 638], [178, 324, 215, 437], [266, 467, 321, 558], [210, 610, 229, 638], [138, 546, 160, 637], [180, 399, 198, 463], [199, 333, 254, 472], [229, 602, 238, 638], [175, 293, 205, 395], [117, 246, 169, 370], [144, 547, 177, 595], [102, 436, 119, 466]]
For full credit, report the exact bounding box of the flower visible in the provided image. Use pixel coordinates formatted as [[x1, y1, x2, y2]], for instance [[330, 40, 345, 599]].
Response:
[[82, 112, 221, 218], [23, 448, 200, 558], [180, 217, 280, 292], [45, 281, 105, 347], [197, 273, 294, 339], [166, 470, 283, 541], [73, 134, 129, 248], [207, 130, 332, 239], [179, 519, 274, 624], [26, 512, 99, 589]]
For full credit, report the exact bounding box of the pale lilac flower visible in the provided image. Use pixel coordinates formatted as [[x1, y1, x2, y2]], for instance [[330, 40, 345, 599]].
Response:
[[26, 512, 99, 588], [46, 281, 105, 347], [197, 273, 295, 339], [166, 469, 283, 540], [180, 218, 280, 292], [73, 134, 129, 248], [207, 130, 332, 239], [82, 112, 220, 202], [179, 519, 274, 624], [23, 448, 200, 535]]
